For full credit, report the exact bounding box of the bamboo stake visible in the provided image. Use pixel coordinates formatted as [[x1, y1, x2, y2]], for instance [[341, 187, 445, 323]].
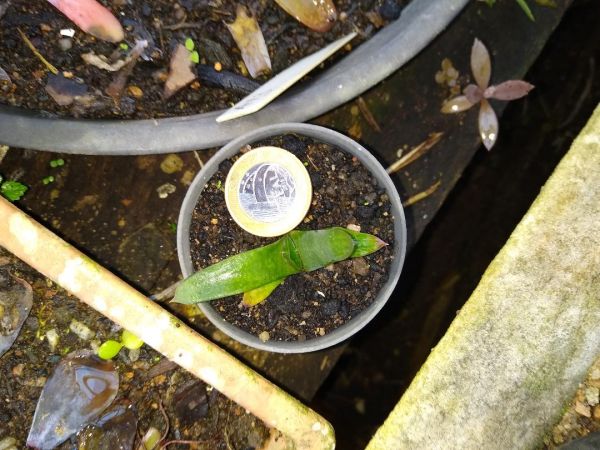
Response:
[[0, 197, 335, 450]]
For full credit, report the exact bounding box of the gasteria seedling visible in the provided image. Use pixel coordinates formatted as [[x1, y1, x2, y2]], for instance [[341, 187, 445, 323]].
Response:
[[174, 227, 386, 306]]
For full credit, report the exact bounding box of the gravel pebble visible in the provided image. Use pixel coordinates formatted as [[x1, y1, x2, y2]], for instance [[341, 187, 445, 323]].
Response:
[[258, 331, 270, 342], [585, 386, 599, 406]]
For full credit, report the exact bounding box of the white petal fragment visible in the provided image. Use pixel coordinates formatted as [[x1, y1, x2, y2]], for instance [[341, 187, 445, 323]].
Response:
[[479, 99, 499, 151], [217, 32, 356, 122], [441, 95, 475, 114], [471, 38, 491, 90]]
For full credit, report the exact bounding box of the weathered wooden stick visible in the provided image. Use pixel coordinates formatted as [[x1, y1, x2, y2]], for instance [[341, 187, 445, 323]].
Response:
[[0, 197, 335, 450]]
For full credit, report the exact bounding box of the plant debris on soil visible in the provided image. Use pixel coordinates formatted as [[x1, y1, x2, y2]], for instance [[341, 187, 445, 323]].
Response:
[[189, 133, 395, 342], [0, 248, 270, 449], [0, 0, 409, 119]]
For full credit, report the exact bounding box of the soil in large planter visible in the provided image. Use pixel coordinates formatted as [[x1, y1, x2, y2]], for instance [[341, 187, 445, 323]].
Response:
[[189, 133, 395, 342], [0, 0, 407, 119]]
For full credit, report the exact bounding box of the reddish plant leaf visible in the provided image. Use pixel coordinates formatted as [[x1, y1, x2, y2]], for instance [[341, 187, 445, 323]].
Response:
[[46, 0, 124, 43], [441, 95, 475, 114], [484, 80, 535, 100], [463, 84, 483, 104], [274, 0, 337, 33], [471, 38, 491, 90], [478, 99, 499, 150]]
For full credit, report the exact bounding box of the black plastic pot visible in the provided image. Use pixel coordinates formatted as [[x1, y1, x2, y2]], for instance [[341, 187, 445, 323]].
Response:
[[177, 123, 407, 353], [0, 0, 468, 155]]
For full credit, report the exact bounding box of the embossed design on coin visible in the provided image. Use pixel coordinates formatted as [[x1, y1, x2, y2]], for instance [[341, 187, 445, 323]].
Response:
[[239, 163, 296, 223]]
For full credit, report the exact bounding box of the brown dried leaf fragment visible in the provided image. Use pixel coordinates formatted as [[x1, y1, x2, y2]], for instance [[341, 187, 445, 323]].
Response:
[[226, 5, 271, 79], [274, 0, 337, 33], [164, 44, 196, 99]]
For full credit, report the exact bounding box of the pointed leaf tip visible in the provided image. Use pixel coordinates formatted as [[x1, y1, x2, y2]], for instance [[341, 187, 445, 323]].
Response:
[[47, 0, 124, 43], [479, 99, 499, 150], [471, 38, 491, 90], [441, 95, 475, 114]]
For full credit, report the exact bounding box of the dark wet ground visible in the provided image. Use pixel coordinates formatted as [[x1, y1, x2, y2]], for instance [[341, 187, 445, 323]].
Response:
[[311, 2, 600, 448]]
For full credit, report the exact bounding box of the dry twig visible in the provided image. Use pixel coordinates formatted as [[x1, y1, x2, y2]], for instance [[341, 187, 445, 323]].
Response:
[[387, 132, 444, 174], [403, 180, 441, 207], [17, 28, 58, 74]]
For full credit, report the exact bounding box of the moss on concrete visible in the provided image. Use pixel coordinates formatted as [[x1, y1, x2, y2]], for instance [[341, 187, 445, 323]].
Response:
[[367, 104, 600, 450]]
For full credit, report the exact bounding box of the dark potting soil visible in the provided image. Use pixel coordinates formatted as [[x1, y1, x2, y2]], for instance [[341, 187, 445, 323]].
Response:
[[189, 134, 395, 342], [0, 0, 408, 120]]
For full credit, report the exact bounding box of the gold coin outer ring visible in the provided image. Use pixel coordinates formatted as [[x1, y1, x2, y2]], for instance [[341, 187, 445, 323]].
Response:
[[224, 146, 313, 237]]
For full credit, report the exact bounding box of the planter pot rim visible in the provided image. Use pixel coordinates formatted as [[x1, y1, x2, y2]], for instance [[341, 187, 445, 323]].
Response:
[[177, 122, 407, 353], [0, 0, 469, 155]]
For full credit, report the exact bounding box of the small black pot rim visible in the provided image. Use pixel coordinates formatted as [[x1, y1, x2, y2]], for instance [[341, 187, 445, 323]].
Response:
[[177, 123, 407, 353], [0, 0, 468, 155]]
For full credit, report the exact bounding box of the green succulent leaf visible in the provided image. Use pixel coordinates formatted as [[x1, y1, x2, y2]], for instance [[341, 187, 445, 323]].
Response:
[[174, 227, 387, 304]]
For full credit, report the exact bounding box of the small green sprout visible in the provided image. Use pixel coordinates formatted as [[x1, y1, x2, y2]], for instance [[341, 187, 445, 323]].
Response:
[[97, 340, 122, 360], [190, 50, 200, 64], [168, 222, 177, 233], [0, 176, 28, 201], [42, 176, 55, 185], [49, 158, 65, 168], [97, 329, 144, 360], [184, 38, 195, 52], [119, 42, 129, 51], [174, 227, 387, 306], [215, 180, 223, 191], [121, 329, 144, 349], [515, 0, 535, 21]]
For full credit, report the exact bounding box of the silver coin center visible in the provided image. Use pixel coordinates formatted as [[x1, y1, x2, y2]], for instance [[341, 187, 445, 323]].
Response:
[[238, 163, 297, 223]]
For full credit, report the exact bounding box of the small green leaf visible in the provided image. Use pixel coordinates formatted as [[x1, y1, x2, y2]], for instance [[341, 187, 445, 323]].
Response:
[[243, 279, 285, 306], [185, 38, 195, 52], [42, 176, 55, 185], [119, 42, 129, 51], [50, 158, 65, 168], [121, 330, 144, 350], [515, 0, 535, 20], [141, 427, 162, 450], [190, 50, 200, 64], [1, 180, 28, 201], [98, 340, 123, 360]]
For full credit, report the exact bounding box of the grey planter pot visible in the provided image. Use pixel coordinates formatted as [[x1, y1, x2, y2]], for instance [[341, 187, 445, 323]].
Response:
[[0, 0, 469, 155], [177, 123, 407, 353]]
